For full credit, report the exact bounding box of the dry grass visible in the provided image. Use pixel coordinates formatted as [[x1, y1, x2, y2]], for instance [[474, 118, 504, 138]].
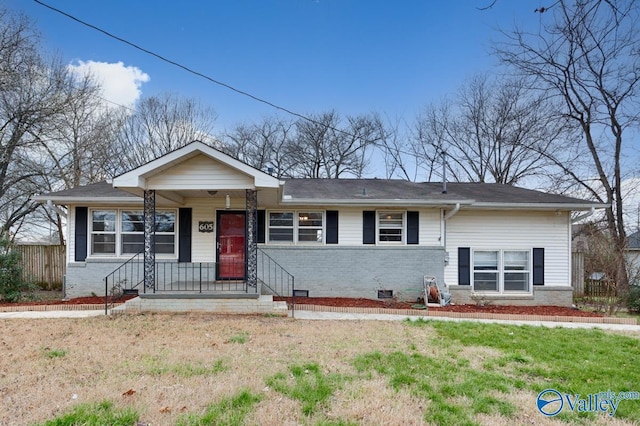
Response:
[[0, 314, 637, 425]]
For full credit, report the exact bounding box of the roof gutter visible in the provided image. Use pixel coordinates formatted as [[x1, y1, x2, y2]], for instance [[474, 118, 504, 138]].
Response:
[[572, 207, 595, 223], [46, 200, 68, 219], [279, 197, 473, 207], [443, 203, 460, 221]]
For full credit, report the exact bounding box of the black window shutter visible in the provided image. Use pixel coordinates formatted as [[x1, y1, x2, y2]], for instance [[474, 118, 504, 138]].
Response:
[[407, 211, 419, 245], [533, 248, 545, 285], [458, 247, 471, 286], [74, 207, 88, 261], [178, 208, 192, 262], [326, 210, 338, 244], [257, 210, 266, 244], [363, 211, 376, 244]]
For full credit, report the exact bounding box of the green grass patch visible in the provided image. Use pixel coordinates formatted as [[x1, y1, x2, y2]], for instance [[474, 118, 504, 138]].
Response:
[[176, 389, 261, 426], [226, 332, 249, 344], [408, 318, 640, 421], [36, 400, 138, 426], [267, 362, 344, 416], [42, 348, 67, 359], [353, 350, 516, 425], [141, 355, 226, 378], [314, 420, 359, 426]]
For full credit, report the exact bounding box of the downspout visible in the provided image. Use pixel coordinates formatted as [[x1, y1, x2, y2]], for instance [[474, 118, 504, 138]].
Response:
[[571, 207, 595, 223], [443, 203, 460, 221], [442, 203, 461, 254], [47, 200, 67, 219]]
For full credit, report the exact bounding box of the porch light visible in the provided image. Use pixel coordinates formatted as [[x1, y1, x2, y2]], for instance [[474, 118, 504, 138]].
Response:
[[207, 190, 218, 196], [225, 194, 230, 209]]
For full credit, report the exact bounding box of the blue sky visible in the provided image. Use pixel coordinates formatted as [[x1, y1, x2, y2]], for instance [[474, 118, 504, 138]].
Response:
[[9, 0, 542, 130]]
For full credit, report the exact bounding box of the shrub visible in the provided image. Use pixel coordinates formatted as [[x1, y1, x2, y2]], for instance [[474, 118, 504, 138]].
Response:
[[0, 239, 32, 302], [628, 286, 640, 313]]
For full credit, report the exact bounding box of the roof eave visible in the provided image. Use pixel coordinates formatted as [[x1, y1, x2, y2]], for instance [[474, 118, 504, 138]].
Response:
[[31, 195, 141, 205], [279, 197, 473, 207], [468, 202, 606, 210]]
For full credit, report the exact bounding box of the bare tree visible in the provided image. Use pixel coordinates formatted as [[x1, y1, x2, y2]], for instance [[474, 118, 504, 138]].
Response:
[[222, 116, 296, 177], [376, 115, 425, 181], [223, 111, 385, 179], [39, 72, 115, 189], [412, 75, 565, 186], [109, 92, 218, 174], [0, 8, 86, 240], [289, 110, 385, 178], [496, 0, 640, 291]]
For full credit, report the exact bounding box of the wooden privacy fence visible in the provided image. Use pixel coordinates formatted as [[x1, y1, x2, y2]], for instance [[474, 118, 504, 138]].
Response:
[[572, 251, 585, 296], [584, 278, 618, 299], [14, 244, 66, 289]]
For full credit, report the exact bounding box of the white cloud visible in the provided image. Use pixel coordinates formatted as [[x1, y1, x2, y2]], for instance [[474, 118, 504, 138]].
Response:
[[67, 60, 150, 108]]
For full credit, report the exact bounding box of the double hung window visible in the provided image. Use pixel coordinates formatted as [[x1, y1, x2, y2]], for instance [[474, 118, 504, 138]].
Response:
[[378, 212, 404, 243], [472, 250, 530, 293], [268, 211, 323, 244], [91, 210, 116, 255], [89, 209, 176, 256]]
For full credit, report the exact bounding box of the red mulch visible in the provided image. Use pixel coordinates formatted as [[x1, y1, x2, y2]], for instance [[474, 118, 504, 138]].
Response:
[[2, 295, 604, 318], [275, 296, 604, 318], [0, 294, 137, 307]]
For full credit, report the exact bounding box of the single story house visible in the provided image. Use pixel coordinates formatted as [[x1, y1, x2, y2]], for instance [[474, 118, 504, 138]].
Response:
[[34, 141, 603, 307]]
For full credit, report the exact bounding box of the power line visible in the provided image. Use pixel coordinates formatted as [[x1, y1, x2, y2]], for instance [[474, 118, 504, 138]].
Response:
[[33, 0, 340, 131]]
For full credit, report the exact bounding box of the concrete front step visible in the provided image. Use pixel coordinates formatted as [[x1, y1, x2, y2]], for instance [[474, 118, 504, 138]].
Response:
[[110, 294, 288, 315]]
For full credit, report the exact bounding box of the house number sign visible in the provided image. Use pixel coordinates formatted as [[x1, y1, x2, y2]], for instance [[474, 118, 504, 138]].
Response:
[[198, 221, 214, 233]]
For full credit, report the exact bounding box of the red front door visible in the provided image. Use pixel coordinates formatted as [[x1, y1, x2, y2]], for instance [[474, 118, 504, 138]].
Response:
[[217, 211, 246, 280]]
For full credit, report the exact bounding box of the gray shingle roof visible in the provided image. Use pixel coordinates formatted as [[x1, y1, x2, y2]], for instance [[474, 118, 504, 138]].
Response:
[[41, 181, 138, 199], [35, 179, 601, 209], [628, 231, 640, 249], [282, 179, 599, 206]]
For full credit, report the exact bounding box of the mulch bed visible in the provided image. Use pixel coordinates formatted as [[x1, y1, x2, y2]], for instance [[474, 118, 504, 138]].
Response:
[[0, 294, 137, 307], [1, 294, 606, 318], [275, 296, 605, 318]]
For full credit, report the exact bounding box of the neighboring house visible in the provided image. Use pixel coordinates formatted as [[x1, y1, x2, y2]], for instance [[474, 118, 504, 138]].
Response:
[[34, 141, 603, 307], [626, 231, 640, 286]]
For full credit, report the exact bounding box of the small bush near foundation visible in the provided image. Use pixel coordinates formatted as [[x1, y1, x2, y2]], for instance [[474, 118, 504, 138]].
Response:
[[0, 239, 33, 302], [628, 286, 640, 313]]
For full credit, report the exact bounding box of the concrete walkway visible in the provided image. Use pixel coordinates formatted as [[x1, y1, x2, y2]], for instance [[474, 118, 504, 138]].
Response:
[[291, 310, 640, 331], [0, 310, 105, 319], [0, 308, 638, 331]]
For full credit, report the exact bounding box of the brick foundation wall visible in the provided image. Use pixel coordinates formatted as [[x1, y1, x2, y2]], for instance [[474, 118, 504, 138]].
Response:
[[448, 285, 573, 307], [259, 245, 445, 302]]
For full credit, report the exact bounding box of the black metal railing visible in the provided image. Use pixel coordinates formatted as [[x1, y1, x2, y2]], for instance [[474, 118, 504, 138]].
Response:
[[104, 251, 295, 314], [154, 260, 252, 293], [104, 257, 257, 313], [257, 248, 295, 314], [104, 251, 144, 314]]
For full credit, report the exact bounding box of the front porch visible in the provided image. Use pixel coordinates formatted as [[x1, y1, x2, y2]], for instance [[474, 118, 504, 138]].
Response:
[[110, 293, 289, 315], [99, 142, 292, 314]]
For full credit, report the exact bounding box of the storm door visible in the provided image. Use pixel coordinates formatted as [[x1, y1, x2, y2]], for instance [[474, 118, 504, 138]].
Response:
[[216, 211, 246, 280]]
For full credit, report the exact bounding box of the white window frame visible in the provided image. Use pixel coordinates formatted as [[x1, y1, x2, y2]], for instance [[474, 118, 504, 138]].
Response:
[[90, 209, 117, 255], [267, 211, 325, 244], [377, 211, 405, 244], [472, 249, 531, 294], [88, 208, 177, 258]]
